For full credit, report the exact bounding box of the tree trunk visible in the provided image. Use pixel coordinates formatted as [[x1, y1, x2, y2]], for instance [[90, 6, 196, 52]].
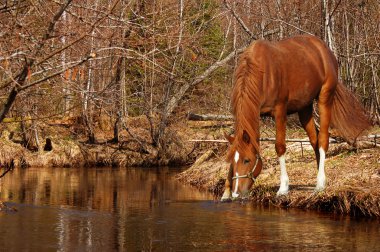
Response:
[[155, 0, 185, 149], [82, 0, 99, 144], [323, 0, 337, 55]]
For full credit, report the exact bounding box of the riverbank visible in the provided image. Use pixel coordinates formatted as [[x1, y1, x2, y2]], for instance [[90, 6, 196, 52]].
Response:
[[0, 131, 150, 168], [177, 141, 380, 217], [1, 116, 380, 217], [0, 117, 192, 169]]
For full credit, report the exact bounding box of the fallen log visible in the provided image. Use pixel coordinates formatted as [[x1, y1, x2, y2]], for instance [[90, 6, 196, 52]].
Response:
[[188, 137, 338, 143], [189, 135, 380, 145], [188, 113, 233, 121]]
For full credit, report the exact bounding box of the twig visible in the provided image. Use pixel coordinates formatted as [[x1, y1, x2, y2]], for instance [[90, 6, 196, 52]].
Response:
[[20, 53, 96, 91], [121, 120, 148, 153], [223, 0, 256, 39], [0, 165, 14, 179]]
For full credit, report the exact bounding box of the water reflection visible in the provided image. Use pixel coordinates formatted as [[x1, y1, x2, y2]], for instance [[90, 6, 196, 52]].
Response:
[[0, 167, 379, 251]]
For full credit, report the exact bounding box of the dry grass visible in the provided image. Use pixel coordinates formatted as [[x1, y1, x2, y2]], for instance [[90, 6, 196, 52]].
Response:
[[0, 130, 27, 167], [176, 149, 229, 195], [0, 131, 156, 168], [0, 116, 194, 168]]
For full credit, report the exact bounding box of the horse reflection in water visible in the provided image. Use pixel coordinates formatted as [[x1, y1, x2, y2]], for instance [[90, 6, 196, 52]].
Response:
[[222, 35, 370, 200]]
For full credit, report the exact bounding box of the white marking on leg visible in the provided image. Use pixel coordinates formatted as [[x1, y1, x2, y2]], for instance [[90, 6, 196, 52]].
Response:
[[277, 155, 289, 196], [221, 188, 231, 201], [315, 147, 326, 191], [234, 151, 240, 163], [232, 172, 239, 198]]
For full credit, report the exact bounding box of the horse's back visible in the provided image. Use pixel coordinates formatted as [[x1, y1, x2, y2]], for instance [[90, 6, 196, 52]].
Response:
[[251, 35, 339, 113], [251, 35, 337, 76]]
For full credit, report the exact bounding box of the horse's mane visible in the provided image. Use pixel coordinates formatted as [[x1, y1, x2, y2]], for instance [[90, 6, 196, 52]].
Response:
[[227, 45, 262, 162]]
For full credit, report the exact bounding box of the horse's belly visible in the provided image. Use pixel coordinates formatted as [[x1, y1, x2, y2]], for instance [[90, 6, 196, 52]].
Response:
[[260, 98, 312, 115], [260, 80, 321, 115], [287, 81, 320, 111], [287, 99, 312, 114], [287, 91, 318, 113]]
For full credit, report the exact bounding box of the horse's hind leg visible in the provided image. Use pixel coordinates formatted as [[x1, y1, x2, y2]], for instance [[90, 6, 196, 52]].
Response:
[[315, 82, 336, 191], [221, 165, 233, 201], [298, 105, 320, 168]]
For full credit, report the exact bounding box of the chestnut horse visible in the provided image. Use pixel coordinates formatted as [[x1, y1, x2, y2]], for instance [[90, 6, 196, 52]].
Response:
[[222, 35, 370, 200]]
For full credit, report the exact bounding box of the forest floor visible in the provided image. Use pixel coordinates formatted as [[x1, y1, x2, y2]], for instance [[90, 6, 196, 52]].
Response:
[[177, 120, 380, 217]]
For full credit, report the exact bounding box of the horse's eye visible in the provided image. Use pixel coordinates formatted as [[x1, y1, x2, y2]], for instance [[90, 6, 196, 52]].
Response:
[[243, 159, 250, 164]]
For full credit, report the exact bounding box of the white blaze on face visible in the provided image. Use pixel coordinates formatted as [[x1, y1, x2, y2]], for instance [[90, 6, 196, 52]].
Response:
[[234, 151, 240, 163], [232, 151, 240, 198]]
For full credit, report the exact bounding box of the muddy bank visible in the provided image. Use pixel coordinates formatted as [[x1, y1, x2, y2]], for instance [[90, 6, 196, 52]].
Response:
[[177, 143, 380, 217]]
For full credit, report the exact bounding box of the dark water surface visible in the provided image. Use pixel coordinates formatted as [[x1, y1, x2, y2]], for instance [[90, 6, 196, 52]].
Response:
[[0, 167, 379, 251]]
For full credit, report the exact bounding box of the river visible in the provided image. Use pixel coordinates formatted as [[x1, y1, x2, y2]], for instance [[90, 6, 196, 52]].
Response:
[[0, 167, 379, 251]]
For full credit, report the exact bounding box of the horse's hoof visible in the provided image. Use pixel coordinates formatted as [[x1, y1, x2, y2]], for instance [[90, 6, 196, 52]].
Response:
[[221, 190, 232, 202], [221, 192, 232, 202], [313, 186, 325, 193], [220, 197, 232, 202], [231, 192, 239, 198], [276, 190, 289, 197]]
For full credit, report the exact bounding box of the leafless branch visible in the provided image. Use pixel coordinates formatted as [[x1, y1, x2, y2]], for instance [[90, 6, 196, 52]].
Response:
[[224, 0, 256, 40]]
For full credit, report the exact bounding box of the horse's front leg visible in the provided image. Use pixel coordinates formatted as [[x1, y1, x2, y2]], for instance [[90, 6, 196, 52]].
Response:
[[274, 106, 289, 196], [221, 165, 233, 201]]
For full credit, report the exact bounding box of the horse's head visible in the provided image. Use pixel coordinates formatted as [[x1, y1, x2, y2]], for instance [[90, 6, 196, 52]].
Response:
[[226, 130, 262, 198]]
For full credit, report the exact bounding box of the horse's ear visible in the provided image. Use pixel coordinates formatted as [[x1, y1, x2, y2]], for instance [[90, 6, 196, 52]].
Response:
[[242, 130, 250, 144], [224, 132, 235, 144]]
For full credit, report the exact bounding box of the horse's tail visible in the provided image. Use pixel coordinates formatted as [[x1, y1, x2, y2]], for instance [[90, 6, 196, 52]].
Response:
[[330, 82, 371, 144]]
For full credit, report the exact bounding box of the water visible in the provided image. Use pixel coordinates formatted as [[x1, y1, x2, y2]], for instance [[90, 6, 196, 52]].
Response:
[[0, 167, 379, 251]]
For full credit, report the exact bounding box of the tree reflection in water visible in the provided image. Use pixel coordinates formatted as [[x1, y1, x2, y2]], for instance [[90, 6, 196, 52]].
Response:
[[0, 167, 379, 251]]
